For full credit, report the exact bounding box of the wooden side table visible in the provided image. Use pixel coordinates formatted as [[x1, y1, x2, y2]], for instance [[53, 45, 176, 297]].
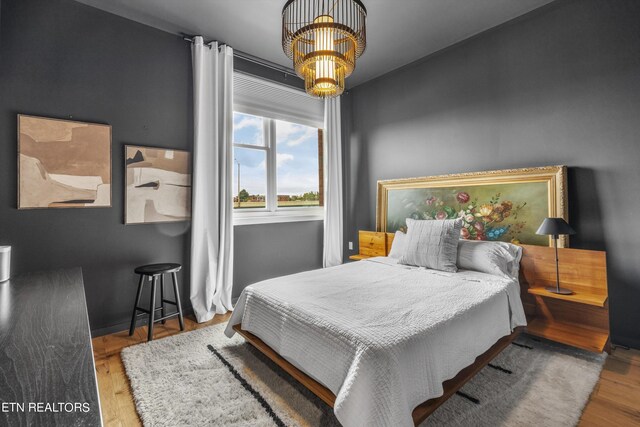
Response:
[[348, 230, 395, 260], [519, 245, 610, 353]]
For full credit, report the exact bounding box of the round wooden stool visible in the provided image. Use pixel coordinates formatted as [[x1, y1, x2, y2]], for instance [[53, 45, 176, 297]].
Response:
[[129, 263, 185, 341]]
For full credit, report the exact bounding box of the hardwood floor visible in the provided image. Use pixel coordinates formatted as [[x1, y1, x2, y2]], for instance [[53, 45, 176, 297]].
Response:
[[581, 346, 640, 426], [94, 318, 640, 426]]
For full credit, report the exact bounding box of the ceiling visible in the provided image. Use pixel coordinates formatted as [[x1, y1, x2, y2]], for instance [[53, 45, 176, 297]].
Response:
[[74, 0, 556, 88]]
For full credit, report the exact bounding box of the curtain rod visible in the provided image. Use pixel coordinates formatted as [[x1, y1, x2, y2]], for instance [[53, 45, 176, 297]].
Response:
[[182, 35, 223, 49], [182, 35, 298, 78]]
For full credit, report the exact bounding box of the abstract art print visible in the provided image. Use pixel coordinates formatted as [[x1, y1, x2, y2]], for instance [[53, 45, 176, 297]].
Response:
[[125, 145, 191, 224], [18, 115, 112, 209], [377, 166, 568, 247]]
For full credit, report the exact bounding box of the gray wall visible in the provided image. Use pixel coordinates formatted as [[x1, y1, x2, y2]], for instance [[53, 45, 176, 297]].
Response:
[[0, 0, 193, 336], [233, 221, 323, 298], [0, 0, 323, 335], [346, 0, 640, 348]]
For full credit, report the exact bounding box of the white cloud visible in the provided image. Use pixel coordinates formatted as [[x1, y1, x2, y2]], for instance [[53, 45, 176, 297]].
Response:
[[277, 153, 294, 166], [276, 121, 302, 138], [234, 115, 262, 131], [276, 121, 318, 147], [256, 153, 294, 170], [234, 114, 264, 146], [287, 129, 317, 147]]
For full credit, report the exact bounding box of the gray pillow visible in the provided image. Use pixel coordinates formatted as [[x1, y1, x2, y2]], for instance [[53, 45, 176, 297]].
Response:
[[387, 230, 406, 259], [457, 240, 523, 280], [399, 218, 463, 272]]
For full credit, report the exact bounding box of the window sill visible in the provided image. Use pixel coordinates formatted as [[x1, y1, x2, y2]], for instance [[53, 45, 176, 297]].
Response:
[[233, 209, 324, 226]]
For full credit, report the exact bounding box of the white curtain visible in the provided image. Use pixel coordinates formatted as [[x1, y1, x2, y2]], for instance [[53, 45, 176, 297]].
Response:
[[190, 37, 234, 322], [323, 97, 344, 268]]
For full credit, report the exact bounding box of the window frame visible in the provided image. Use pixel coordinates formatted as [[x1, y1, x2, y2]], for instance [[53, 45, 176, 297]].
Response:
[[232, 110, 324, 226]]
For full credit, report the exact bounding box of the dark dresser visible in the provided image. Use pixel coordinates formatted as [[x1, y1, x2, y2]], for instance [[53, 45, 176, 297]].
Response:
[[0, 268, 102, 426]]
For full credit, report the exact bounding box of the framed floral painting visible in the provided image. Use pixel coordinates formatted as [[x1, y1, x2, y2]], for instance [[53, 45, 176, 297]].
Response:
[[376, 166, 568, 247]]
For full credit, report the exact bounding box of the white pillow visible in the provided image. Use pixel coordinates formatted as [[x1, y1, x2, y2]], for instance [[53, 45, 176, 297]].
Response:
[[387, 231, 406, 259], [399, 218, 463, 272], [456, 240, 523, 280]]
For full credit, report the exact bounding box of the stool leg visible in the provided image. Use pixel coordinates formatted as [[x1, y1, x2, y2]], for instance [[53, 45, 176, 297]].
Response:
[[160, 274, 166, 324], [148, 276, 158, 341], [129, 275, 144, 336], [172, 272, 185, 331]]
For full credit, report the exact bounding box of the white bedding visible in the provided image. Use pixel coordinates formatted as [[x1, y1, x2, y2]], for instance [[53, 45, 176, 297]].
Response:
[[225, 257, 527, 427]]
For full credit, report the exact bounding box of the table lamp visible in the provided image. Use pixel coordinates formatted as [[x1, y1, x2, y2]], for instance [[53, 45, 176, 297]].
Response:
[[536, 217, 576, 295]]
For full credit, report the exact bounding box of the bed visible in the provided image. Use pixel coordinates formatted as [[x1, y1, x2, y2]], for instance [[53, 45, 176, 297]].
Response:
[[225, 254, 527, 427]]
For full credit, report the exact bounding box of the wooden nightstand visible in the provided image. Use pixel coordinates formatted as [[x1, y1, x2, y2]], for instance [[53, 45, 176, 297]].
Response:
[[348, 230, 395, 260], [519, 245, 610, 353]]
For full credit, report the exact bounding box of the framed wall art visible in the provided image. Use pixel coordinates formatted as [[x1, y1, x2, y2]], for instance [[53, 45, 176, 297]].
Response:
[[125, 145, 191, 224], [18, 114, 112, 209], [376, 165, 569, 247]]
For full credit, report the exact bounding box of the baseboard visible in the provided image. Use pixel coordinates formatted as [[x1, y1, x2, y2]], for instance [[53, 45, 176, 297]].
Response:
[[91, 306, 195, 338]]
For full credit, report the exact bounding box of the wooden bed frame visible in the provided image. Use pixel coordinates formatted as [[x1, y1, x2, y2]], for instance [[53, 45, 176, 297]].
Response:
[[232, 235, 609, 425], [233, 324, 523, 425]]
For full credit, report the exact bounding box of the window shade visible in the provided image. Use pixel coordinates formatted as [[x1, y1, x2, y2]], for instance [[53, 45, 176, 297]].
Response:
[[234, 71, 324, 128]]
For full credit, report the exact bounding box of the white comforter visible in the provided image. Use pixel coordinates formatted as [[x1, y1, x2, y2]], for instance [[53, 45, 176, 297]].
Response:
[[225, 257, 527, 427]]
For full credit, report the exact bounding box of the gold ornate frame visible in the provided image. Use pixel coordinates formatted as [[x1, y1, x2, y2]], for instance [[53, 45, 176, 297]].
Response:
[[376, 165, 569, 247]]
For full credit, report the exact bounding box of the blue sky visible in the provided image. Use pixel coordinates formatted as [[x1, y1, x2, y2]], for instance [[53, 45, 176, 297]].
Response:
[[233, 112, 319, 196]]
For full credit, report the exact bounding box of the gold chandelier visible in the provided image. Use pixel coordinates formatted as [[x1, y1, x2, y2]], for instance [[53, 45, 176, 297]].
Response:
[[282, 0, 367, 98]]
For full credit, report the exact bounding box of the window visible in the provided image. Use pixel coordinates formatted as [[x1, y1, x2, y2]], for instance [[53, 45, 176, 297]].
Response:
[[232, 113, 267, 210], [275, 119, 323, 208], [232, 112, 324, 223], [233, 72, 325, 225]]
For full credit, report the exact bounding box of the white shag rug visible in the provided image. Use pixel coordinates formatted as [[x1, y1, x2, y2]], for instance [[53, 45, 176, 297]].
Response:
[[121, 324, 605, 427]]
